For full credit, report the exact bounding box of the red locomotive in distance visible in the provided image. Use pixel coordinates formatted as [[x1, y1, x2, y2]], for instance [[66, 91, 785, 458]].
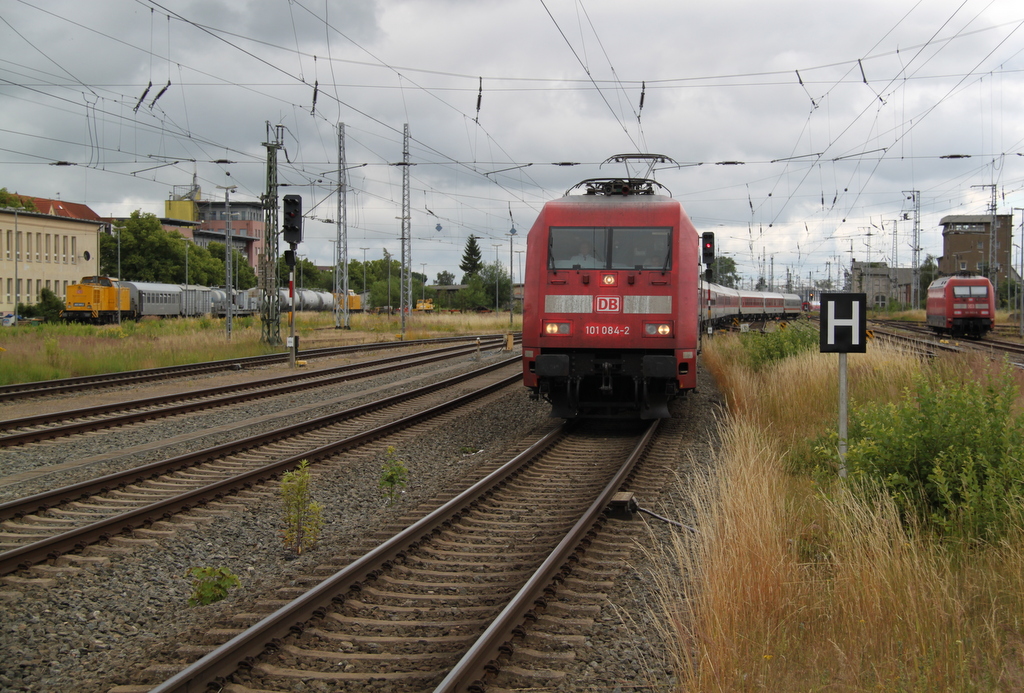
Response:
[[522, 158, 701, 419], [926, 274, 995, 338]]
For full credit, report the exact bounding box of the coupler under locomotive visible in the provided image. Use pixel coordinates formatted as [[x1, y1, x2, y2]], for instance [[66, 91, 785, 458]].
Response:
[[532, 350, 679, 419]]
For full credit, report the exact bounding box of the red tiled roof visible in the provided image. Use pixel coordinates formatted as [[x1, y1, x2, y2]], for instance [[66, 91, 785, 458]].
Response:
[[28, 197, 102, 221]]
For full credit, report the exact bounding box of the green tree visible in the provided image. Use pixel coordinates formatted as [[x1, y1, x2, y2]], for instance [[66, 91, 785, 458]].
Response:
[[436, 270, 455, 286], [918, 255, 940, 308], [369, 276, 401, 312], [711, 256, 741, 288], [454, 274, 489, 311], [186, 243, 226, 287], [206, 242, 257, 290], [478, 261, 511, 310], [364, 254, 402, 311], [277, 255, 329, 291], [101, 211, 183, 281], [459, 235, 483, 282], [0, 188, 36, 211], [18, 288, 63, 322]]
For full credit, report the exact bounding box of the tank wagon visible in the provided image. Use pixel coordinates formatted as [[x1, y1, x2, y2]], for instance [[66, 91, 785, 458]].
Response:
[[62, 277, 356, 323]]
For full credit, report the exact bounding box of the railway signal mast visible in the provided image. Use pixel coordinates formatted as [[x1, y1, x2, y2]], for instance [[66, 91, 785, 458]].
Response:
[[283, 194, 303, 367]]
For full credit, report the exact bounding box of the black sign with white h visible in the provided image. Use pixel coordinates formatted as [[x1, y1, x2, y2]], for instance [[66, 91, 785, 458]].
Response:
[[819, 293, 867, 353]]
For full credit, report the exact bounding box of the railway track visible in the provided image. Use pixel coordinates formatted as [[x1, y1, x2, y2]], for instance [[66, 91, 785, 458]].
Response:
[[0, 334, 511, 402], [0, 337, 512, 446], [130, 419, 660, 693], [870, 319, 1024, 363], [0, 358, 520, 576]]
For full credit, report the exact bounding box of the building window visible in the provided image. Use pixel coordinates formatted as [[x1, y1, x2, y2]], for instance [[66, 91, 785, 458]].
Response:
[[960, 261, 967, 271], [35, 233, 41, 261], [72, 237, 77, 264], [63, 236, 68, 263]]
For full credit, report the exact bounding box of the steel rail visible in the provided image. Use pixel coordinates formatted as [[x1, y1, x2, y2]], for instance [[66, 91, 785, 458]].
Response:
[[146, 423, 571, 693], [146, 421, 658, 693], [0, 357, 518, 524], [0, 338, 507, 444], [0, 362, 520, 575], [434, 419, 659, 692], [0, 334, 514, 401]]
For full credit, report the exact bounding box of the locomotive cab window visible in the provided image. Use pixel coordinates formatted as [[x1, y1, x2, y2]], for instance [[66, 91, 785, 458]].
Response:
[[953, 286, 989, 298], [549, 227, 671, 270]]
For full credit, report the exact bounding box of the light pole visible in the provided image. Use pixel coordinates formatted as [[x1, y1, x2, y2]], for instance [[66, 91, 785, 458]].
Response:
[[420, 263, 427, 303], [383, 248, 392, 315], [359, 247, 370, 303], [184, 239, 190, 314], [515, 250, 524, 305], [116, 222, 121, 326], [326, 237, 339, 327], [217, 178, 237, 341], [508, 226, 517, 327], [493, 244, 502, 313], [1014, 209, 1024, 337], [12, 209, 18, 320]]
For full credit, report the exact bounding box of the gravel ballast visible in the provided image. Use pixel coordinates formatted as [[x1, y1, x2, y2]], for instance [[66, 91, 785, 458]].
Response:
[[0, 347, 722, 692]]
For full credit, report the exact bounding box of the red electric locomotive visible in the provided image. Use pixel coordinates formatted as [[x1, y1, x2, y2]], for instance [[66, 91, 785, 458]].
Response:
[[522, 172, 701, 419], [926, 274, 995, 338]]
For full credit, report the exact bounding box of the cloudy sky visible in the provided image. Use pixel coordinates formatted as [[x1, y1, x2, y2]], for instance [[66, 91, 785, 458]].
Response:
[[4, 0, 1024, 289]]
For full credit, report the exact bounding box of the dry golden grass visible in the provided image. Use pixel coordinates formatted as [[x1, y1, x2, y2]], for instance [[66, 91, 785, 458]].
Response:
[[651, 335, 1024, 692], [0, 312, 520, 385]]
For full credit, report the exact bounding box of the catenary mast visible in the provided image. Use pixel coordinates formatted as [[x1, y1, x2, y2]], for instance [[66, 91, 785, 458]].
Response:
[[260, 123, 284, 345]]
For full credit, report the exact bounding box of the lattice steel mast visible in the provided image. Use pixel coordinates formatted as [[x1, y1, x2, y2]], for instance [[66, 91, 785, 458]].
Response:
[[260, 123, 284, 345], [903, 190, 921, 308], [399, 124, 411, 336]]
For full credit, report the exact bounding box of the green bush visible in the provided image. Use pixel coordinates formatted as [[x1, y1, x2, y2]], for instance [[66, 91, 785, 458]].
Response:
[[834, 366, 1024, 540], [280, 459, 324, 555], [738, 322, 818, 371], [379, 445, 409, 505], [187, 566, 240, 606]]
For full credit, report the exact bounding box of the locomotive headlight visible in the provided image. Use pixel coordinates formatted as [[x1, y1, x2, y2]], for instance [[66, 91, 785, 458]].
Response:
[[544, 321, 571, 335], [602, 274, 617, 286], [644, 322, 672, 336]]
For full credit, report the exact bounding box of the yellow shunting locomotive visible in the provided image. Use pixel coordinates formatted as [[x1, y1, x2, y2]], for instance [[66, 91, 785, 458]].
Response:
[[63, 276, 130, 324]]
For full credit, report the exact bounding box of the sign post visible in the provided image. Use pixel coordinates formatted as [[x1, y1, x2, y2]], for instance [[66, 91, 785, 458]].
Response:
[[819, 293, 867, 477]]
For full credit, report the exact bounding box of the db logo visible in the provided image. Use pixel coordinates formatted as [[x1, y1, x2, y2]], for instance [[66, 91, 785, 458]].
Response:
[[596, 296, 621, 312]]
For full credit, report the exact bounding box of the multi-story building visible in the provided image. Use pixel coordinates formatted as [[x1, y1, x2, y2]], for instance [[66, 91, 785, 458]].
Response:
[[1, 198, 105, 314], [937, 214, 1015, 282], [166, 183, 264, 267], [850, 260, 917, 308]]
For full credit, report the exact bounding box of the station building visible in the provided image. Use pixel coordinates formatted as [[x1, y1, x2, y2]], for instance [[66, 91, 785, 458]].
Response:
[[1, 198, 105, 314]]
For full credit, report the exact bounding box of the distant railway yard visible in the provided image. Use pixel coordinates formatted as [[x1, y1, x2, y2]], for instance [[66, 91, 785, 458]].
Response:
[[0, 335, 719, 692]]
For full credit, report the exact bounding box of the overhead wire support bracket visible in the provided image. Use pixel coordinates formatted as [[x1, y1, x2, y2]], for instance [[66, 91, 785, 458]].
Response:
[[134, 81, 152, 113], [149, 80, 171, 109]]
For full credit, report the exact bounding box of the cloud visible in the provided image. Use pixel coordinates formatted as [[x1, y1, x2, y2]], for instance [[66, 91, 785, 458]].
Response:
[[2, 0, 1023, 280]]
